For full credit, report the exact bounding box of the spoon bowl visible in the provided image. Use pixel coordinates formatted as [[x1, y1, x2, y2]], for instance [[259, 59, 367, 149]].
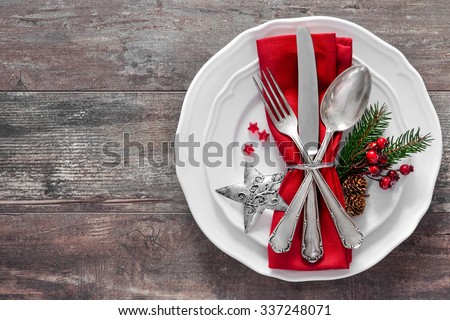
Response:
[[320, 65, 372, 132], [258, 65, 372, 252], [304, 64, 372, 249]]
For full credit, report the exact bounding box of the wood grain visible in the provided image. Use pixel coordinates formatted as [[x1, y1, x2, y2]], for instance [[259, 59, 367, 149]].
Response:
[[0, 0, 448, 91], [0, 92, 187, 213], [0, 92, 448, 214], [0, 91, 448, 298], [0, 0, 449, 300], [0, 213, 448, 299]]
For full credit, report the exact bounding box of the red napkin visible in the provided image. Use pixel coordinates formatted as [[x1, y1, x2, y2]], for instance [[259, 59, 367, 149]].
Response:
[[256, 33, 353, 270]]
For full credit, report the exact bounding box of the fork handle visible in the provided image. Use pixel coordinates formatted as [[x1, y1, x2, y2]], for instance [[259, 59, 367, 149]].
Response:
[[269, 170, 312, 253], [269, 133, 325, 253]]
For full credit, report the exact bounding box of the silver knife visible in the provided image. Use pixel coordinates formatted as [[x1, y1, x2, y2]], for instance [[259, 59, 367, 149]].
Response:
[[296, 26, 323, 262], [267, 27, 323, 258]]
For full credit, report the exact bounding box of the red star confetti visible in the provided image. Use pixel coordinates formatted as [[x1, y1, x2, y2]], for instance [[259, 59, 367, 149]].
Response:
[[242, 144, 255, 156], [258, 129, 270, 142], [247, 122, 259, 134]]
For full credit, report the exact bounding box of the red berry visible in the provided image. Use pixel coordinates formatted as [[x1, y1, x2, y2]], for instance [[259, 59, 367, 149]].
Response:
[[379, 154, 388, 165], [376, 137, 389, 149], [368, 141, 378, 150], [366, 150, 379, 164], [387, 170, 400, 182], [379, 176, 392, 190], [400, 164, 414, 175], [368, 165, 381, 176]]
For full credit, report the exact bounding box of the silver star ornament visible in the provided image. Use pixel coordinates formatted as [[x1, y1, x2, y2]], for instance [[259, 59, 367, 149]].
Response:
[[215, 162, 288, 233]]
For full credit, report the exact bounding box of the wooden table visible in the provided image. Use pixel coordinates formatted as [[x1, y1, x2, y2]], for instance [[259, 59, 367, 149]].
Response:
[[0, 1, 448, 299]]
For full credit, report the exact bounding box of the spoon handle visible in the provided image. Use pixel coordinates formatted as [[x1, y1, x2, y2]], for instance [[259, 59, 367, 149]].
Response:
[[308, 168, 364, 249], [308, 131, 363, 248], [269, 131, 363, 252]]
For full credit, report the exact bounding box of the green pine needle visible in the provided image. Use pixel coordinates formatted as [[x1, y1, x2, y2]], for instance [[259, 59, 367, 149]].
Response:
[[384, 128, 433, 167], [336, 102, 433, 181], [337, 102, 391, 179]]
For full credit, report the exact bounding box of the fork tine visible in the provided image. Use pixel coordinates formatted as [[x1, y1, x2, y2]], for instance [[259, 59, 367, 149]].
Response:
[[258, 73, 283, 121], [266, 68, 296, 118], [252, 76, 278, 125], [261, 70, 288, 119]]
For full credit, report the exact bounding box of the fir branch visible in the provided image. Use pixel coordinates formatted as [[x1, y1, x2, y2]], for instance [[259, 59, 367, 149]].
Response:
[[337, 103, 391, 179], [384, 128, 433, 167]]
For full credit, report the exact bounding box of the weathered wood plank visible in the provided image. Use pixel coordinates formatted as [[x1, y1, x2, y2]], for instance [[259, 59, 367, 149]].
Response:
[[0, 213, 448, 299], [0, 0, 448, 91], [0, 92, 187, 213], [429, 92, 450, 213], [0, 0, 448, 302], [0, 91, 448, 213]]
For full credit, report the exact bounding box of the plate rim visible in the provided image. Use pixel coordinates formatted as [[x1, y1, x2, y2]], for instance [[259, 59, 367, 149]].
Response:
[[203, 55, 408, 246], [175, 16, 443, 281]]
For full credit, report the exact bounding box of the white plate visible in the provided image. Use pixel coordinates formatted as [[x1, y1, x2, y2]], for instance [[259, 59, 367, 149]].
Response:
[[204, 57, 406, 247], [176, 17, 442, 281]]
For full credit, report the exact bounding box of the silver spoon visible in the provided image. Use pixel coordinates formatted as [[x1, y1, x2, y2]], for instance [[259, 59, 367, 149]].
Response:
[[270, 65, 372, 254], [304, 64, 372, 252]]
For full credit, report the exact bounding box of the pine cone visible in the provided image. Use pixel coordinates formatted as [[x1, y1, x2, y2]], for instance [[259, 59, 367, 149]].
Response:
[[345, 194, 366, 216], [343, 174, 367, 196]]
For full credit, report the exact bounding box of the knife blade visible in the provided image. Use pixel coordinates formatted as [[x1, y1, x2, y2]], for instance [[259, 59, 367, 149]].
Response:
[[296, 26, 323, 262], [297, 26, 319, 153]]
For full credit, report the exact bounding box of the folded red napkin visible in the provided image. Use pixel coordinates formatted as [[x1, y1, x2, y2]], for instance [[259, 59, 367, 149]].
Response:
[[256, 33, 353, 270]]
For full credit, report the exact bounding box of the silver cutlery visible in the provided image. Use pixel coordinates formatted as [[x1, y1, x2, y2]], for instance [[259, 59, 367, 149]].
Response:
[[254, 66, 370, 252], [300, 65, 371, 249], [296, 26, 322, 262]]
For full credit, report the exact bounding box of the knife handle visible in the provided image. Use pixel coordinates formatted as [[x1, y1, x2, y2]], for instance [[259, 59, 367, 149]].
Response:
[[273, 131, 363, 250], [305, 131, 363, 249], [302, 180, 323, 262]]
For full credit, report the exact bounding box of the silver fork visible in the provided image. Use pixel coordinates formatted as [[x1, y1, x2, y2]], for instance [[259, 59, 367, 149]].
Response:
[[253, 69, 362, 253]]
